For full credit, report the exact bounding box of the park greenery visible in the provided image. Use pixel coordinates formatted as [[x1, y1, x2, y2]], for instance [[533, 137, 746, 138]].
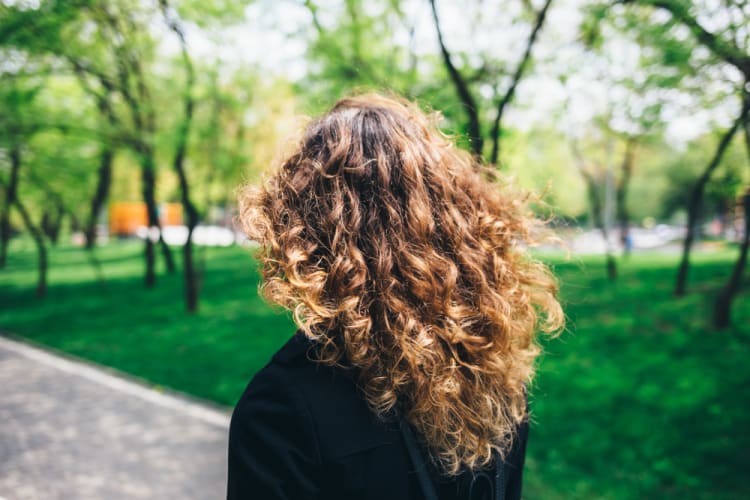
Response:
[[2, 240, 748, 499], [1, 0, 750, 496], [0, 0, 748, 320]]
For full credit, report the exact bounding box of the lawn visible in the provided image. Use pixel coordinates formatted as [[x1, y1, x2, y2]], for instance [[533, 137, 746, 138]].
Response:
[[1, 239, 749, 499]]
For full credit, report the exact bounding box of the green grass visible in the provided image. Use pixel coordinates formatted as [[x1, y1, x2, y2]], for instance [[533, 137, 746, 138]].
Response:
[[2, 239, 749, 499], [526, 252, 750, 499], [0, 239, 297, 405]]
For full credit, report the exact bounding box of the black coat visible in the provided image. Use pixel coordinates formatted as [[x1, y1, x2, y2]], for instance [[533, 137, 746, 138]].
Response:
[[227, 333, 528, 500]]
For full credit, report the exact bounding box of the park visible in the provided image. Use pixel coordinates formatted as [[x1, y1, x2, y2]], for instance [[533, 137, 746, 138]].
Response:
[[1, 0, 749, 499]]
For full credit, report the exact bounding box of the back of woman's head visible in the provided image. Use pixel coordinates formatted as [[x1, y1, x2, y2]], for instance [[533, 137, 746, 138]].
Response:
[[240, 93, 563, 475]]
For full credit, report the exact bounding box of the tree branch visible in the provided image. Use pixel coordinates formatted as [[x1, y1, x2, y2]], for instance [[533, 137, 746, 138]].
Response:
[[621, 0, 750, 80], [489, 0, 553, 165], [429, 0, 483, 157], [158, 0, 198, 227]]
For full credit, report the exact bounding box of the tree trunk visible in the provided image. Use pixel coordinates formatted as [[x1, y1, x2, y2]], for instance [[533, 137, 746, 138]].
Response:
[[12, 194, 47, 298], [140, 151, 159, 287], [85, 147, 114, 249], [585, 172, 618, 281], [714, 189, 750, 329], [0, 146, 21, 268], [183, 227, 198, 311], [140, 145, 177, 288], [570, 140, 617, 280], [616, 137, 636, 256], [40, 209, 64, 244], [160, 0, 199, 312], [714, 103, 750, 328], [51, 209, 64, 244], [675, 99, 748, 296]]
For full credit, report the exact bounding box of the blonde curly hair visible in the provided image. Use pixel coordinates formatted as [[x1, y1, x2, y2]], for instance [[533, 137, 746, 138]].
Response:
[[239, 94, 563, 475]]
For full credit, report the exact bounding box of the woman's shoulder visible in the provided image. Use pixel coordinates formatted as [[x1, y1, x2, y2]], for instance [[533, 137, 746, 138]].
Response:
[[233, 331, 396, 460], [243, 331, 347, 399], [232, 332, 331, 421], [266, 330, 317, 365]]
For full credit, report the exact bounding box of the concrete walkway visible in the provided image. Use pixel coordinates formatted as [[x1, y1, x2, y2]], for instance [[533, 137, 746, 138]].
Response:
[[0, 336, 231, 500]]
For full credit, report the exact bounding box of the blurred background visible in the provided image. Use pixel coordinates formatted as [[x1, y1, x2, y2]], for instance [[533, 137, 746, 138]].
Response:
[[0, 0, 749, 498]]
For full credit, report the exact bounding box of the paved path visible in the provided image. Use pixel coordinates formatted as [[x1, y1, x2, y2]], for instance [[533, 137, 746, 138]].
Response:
[[0, 336, 231, 500]]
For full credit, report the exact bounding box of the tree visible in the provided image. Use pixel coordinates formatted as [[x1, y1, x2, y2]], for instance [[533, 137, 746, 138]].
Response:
[[299, 0, 554, 166], [79, 1, 178, 286], [568, 125, 619, 280], [1, 0, 257, 307], [0, 83, 47, 295], [301, 0, 422, 102], [617, 0, 750, 297], [1, 0, 179, 285], [429, 0, 553, 164], [714, 96, 750, 329], [159, 0, 200, 312]]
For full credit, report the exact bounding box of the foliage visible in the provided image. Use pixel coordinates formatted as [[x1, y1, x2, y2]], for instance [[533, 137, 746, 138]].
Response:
[[660, 132, 749, 219], [1, 0, 750, 493], [0, 0, 261, 227], [1, 0, 747, 231], [1, 241, 748, 498]]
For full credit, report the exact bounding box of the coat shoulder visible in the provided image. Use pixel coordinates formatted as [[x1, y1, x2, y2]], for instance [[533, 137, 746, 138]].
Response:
[[237, 332, 397, 460]]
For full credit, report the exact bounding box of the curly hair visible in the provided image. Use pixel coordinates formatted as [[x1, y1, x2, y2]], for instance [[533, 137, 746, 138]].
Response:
[[239, 94, 563, 475]]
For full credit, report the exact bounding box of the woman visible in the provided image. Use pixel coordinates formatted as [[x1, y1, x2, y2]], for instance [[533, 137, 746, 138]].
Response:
[[228, 94, 562, 500]]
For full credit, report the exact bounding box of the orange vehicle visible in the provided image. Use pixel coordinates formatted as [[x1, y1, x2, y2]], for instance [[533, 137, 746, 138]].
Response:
[[109, 202, 183, 236]]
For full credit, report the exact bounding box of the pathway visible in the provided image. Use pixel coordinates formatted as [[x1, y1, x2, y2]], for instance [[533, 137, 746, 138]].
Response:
[[0, 335, 231, 500]]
